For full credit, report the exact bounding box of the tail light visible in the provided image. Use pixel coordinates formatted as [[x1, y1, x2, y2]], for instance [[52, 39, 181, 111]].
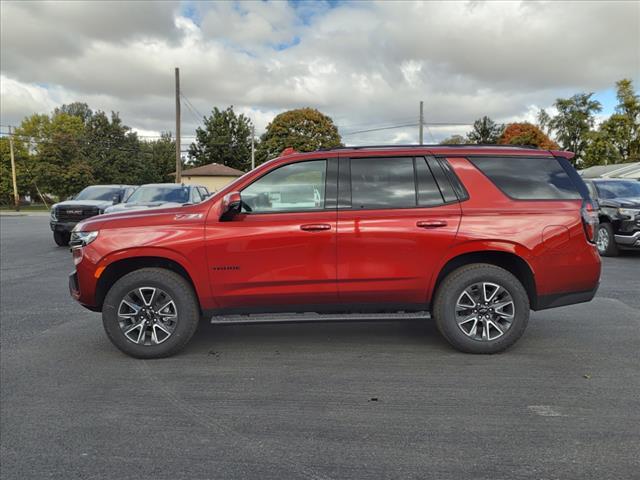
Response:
[[581, 200, 598, 244]]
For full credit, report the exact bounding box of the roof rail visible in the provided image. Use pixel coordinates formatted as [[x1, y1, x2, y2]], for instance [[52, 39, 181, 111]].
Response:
[[316, 144, 540, 151]]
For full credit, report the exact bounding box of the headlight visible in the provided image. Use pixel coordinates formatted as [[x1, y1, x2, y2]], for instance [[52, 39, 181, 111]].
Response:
[[618, 208, 639, 218], [69, 231, 99, 248], [50, 209, 57, 221]]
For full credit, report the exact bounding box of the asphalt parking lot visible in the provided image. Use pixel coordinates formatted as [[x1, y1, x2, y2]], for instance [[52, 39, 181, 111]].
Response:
[[1, 215, 639, 480]]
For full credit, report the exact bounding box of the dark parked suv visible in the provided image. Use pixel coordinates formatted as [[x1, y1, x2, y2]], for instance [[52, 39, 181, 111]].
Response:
[[50, 185, 135, 246], [69, 146, 601, 358], [584, 179, 640, 256]]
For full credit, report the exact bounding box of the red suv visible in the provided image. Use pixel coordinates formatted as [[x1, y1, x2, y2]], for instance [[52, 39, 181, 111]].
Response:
[[69, 146, 601, 358]]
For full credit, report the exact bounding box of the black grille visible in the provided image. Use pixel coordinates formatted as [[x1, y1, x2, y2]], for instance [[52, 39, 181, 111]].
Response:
[[57, 207, 99, 222]]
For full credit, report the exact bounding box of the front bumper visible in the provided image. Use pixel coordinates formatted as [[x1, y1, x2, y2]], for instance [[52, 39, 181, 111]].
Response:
[[51, 221, 78, 233], [69, 270, 80, 299], [614, 231, 640, 248]]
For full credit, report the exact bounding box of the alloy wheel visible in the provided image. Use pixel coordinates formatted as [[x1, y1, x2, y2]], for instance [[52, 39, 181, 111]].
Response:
[[117, 287, 178, 345], [455, 282, 515, 341]]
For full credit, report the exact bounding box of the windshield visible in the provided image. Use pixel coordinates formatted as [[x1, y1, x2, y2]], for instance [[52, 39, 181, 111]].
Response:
[[126, 186, 190, 204], [74, 186, 120, 201], [595, 181, 640, 199]]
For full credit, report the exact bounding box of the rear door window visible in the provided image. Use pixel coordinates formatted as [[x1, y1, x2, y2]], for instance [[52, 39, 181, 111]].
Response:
[[350, 157, 416, 209], [415, 158, 445, 206], [468, 156, 581, 200]]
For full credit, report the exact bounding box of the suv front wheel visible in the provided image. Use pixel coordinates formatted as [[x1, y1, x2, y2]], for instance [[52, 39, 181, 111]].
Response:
[[53, 231, 70, 246], [596, 222, 619, 257], [102, 268, 199, 358], [433, 264, 530, 354]]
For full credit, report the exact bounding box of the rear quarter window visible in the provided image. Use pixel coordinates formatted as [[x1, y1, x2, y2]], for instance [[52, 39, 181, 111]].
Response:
[[468, 156, 581, 200]]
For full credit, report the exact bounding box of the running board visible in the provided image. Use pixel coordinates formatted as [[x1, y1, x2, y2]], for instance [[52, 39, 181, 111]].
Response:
[[210, 311, 430, 325]]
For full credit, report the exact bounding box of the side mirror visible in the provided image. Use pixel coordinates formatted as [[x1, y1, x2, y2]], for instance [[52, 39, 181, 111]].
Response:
[[220, 191, 242, 220], [112, 194, 121, 205]]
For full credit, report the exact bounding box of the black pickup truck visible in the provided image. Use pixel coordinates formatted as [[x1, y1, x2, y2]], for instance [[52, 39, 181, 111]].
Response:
[[50, 185, 136, 246], [584, 178, 640, 256]]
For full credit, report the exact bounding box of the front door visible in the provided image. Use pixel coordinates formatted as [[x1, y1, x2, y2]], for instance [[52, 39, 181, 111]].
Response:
[[206, 158, 338, 311], [336, 155, 461, 307]]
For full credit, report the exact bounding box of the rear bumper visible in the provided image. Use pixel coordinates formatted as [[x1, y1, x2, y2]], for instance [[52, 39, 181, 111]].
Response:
[[614, 231, 640, 248], [534, 283, 599, 311]]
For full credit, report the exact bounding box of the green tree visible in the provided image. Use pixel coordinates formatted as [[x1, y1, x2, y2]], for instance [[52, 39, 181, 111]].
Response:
[[13, 112, 89, 199], [548, 93, 602, 162], [0, 137, 35, 204], [54, 102, 94, 125], [599, 79, 640, 162], [439, 134, 467, 145], [256, 108, 341, 163], [536, 108, 552, 136], [582, 130, 622, 168], [139, 133, 177, 184], [466, 116, 503, 144], [82, 111, 142, 185], [188, 106, 253, 171]]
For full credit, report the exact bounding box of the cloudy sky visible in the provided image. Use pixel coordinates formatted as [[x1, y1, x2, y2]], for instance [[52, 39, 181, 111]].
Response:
[[1, 0, 638, 149]]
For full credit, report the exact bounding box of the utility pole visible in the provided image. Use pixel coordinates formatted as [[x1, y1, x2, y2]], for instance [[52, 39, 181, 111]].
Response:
[[251, 124, 255, 170], [8, 126, 19, 211], [175, 67, 182, 183], [419, 100, 424, 145]]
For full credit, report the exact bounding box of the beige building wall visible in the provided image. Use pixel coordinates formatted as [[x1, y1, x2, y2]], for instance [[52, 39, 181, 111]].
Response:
[[181, 175, 240, 193]]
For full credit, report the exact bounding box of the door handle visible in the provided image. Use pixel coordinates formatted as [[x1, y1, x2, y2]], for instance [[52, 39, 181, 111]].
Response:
[[417, 220, 448, 229], [300, 223, 332, 231]]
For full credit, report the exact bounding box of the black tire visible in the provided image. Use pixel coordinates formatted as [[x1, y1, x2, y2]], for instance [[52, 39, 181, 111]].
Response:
[[102, 268, 199, 358], [53, 231, 70, 246], [433, 263, 530, 354], [596, 222, 619, 257]]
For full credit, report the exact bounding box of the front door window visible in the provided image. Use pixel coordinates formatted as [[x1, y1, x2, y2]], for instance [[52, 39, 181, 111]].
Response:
[[241, 160, 326, 213]]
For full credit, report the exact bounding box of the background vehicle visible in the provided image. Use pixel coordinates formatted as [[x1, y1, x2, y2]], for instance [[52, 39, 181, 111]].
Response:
[[69, 146, 600, 358], [50, 185, 135, 246], [584, 179, 640, 256], [104, 183, 209, 214]]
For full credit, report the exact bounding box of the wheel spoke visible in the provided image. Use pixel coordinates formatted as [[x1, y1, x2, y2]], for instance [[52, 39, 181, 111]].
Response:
[[494, 301, 515, 318], [120, 299, 141, 314], [138, 287, 156, 307], [468, 319, 478, 337], [483, 282, 500, 303], [458, 313, 477, 326], [157, 300, 177, 317], [457, 290, 476, 308], [486, 319, 503, 340], [124, 321, 145, 344]]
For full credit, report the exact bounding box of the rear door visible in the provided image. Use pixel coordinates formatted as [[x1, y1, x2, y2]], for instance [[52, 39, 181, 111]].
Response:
[[336, 155, 462, 307]]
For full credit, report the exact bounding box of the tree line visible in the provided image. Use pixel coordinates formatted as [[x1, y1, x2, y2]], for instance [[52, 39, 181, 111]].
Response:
[[0, 103, 176, 203], [440, 79, 639, 167], [1, 78, 637, 204]]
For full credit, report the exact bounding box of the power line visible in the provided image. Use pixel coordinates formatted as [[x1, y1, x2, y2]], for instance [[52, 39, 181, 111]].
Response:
[[342, 123, 419, 136], [180, 93, 203, 125]]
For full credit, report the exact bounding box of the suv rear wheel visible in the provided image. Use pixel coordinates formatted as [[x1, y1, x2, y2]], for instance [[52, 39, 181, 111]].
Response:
[[53, 231, 70, 246], [433, 264, 529, 354], [102, 268, 199, 358]]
